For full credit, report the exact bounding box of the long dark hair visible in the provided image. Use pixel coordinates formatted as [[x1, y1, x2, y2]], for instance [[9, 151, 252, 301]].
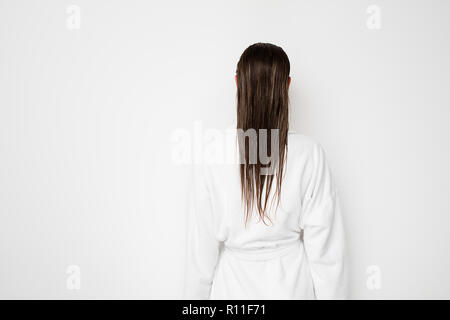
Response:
[[236, 43, 290, 224]]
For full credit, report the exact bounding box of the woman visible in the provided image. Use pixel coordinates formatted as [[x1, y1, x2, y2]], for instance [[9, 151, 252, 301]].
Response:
[[184, 43, 348, 299]]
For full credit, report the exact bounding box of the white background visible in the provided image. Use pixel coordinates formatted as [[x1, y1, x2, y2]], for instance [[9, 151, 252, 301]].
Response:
[[1, 0, 449, 299]]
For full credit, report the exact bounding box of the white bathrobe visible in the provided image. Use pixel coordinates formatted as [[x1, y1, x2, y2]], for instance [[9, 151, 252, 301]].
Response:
[[183, 132, 348, 300]]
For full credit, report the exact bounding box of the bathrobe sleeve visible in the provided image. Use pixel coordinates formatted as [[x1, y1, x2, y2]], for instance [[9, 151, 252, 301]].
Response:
[[300, 143, 348, 299], [183, 165, 220, 299]]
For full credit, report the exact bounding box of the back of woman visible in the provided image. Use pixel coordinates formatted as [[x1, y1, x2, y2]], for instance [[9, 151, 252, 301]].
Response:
[[183, 43, 348, 300]]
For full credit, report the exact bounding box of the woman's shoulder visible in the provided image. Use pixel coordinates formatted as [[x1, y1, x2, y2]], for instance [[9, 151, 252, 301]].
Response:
[[286, 132, 330, 179], [287, 131, 323, 153]]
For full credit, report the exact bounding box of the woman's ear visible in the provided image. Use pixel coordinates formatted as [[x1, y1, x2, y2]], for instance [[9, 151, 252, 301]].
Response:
[[235, 75, 238, 87]]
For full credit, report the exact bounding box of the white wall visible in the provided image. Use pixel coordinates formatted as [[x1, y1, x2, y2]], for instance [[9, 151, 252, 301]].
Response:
[[1, 0, 449, 299]]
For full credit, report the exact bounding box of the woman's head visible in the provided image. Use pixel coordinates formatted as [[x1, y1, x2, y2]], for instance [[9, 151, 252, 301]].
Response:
[[236, 42, 290, 224]]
